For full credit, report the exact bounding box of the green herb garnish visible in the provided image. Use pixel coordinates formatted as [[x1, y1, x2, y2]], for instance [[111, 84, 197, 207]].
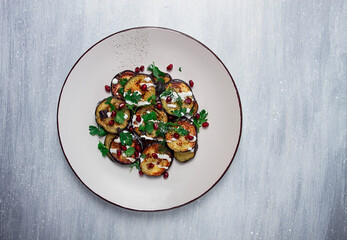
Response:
[[141, 153, 146, 159], [142, 111, 157, 122], [148, 62, 166, 83], [118, 87, 124, 95], [105, 97, 116, 111], [115, 110, 125, 124], [145, 122, 154, 133], [119, 78, 128, 86], [98, 141, 108, 156], [147, 94, 156, 105], [130, 161, 140, 171], [119, 131, 133, 146], [124, 146, 135, 156], [176, 126, 189, 136], [124, 90, 142, 104], [89, 125, 107, 136], [193, 109, 208, 132], [179, 67, 182, 72]]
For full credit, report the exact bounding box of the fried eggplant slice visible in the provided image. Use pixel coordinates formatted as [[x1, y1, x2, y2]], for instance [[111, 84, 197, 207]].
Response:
[[151, 72, 172, 84], [160, 79, 196, 117], [111, 70, 135, 100], [123, 74, 156, 107], [108, 131, 143, 165], [95, 97, 130, 133], [140, 142, 172, 176], [174, 144, 198, 162], [165, 119, 197, 152], [132, 106, 168, 141], [104, 133, 117, 160]]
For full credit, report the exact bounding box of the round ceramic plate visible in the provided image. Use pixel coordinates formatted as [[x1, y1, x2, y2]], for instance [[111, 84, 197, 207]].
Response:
[[57, 27, 242, 211]]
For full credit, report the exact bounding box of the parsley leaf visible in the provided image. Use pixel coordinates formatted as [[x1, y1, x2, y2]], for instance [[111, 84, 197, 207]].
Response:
[[130, 161, 140, 171], [89, 125, 107, 136], [105, 97, 116, 111], [118, 87, 124, 95], [115, 110, 125, 124], [139, 125, 146, 131], [98, 141, 108, 156], [119, 131, 133, 146], [173, 107, 187, 117], [124, 90, 142, 104], [126, 104, 138, 114], [147, 94, 156, 105], [193, 109, 208, 132], [148, 62, 165, 83], [160, 88, 173, 98], [176, 126, 189, 136], [141, 153, 146, 159], [119, 78, 128, 86], [145, 122, 154, 133], [124, 147, 135, 157], [142, 111, 157, 122], [158, 141, 169, 154], [179, 67, 182, 72]]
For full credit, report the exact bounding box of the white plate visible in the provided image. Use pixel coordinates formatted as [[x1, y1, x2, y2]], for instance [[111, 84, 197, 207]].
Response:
[[57, 27, 242, 211]]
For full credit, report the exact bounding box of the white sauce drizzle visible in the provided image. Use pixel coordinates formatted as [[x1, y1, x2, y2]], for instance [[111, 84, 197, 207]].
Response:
[[167, 104, 178, 108], [124, 113, 128, 119], [189, 136, 197, 142], [141, 135, 155, 140], [112, 78, 118, 84], [144, 77, 152, 82], [106, 112, 112, 118], [140, 82, 155, 88], [132, 115, 143, 127], [113, 138, 120, 143], [157, 154, 172, 162]]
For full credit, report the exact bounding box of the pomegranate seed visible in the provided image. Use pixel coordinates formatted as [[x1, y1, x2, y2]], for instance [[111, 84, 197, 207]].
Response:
[[148, 163, 154, 169], [135, 145, 141, 152], [195, 113, 200, 119], [174, 133, 179, 139], [202, 122, 209, 128], [184, 98, 192, 104], [121, 145, 127, 151], [187, 135, 194, 140], [140, 65, 145, 72], [139, 170, 144, 176], [135, 151, 139, 158], [152, 153, 158, 159], [167, 64, 173, 71], [109, 120, 115, 126], [129, 126, 134, 132], [141, 84, 147, 91], [110, 111, 116, 117], [117, 150, 121, 156], [163, 172, 169, 179], [166, 96, 172, 103], [135, 67, 140, 73], [153, 123, 158, 130], [189, 80, 194, 87], [136, 115, 141, 122], [105, 85, 111, 92], [119, 103, 125, 109], [156, 102, 162, 109]]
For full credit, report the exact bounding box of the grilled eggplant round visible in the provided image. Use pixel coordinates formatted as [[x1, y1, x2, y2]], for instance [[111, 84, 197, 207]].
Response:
[[104, 133, 117, 160], [108, 131, 143, 165], [140, 142, 173, 176], [132, 106, 168, 141], [151, 73, 172, 84], [124, 74, 156, 106], [95, 97, 131, 133], [165, 119, 197, 152], [160, 79, 196, 117], [174, 144, 198, 162], [111, 70, 135, 100]]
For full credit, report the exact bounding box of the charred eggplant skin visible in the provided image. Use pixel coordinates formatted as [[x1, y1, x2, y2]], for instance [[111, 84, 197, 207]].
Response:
[[165, 118, 197, 152], [104, 133, 117, 161], [111, 70, 135, 100], [95, 97, 131, 134], [174, 144, 198, 162], [140, 142, 172, 176]]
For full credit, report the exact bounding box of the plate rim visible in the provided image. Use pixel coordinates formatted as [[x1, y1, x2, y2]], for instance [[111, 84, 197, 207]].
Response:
[[56, 26, 243, 212]]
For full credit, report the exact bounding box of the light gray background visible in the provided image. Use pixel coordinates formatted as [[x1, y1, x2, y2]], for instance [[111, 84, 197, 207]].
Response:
[[1, 0, 346, 239]]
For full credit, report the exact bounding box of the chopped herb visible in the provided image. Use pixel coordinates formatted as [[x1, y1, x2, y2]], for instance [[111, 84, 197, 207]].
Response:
[[118, 87, 124, 95], [159, 141, 169, 153], [126, 104, 138, 114], [98, 141, 108, 156], [173, 107, 187, 117], [139, 125, 145, 131], [145, 122, 154, 133], [142, 111, 157, 122], [148, 62, 165, 83], [193, 109, 208, 132], [147, 94, 156, 105], [179, 67, 182, 72], [130, 161, 140, 171], [119, 131, 133, 146], [124, 90, 142, 104], [115, 110, 125, 124], [105, 97, 116, 111], [176, 126, 189, 136], [141, 153, 146, 159], [119, 78, 128, 86], [124, 146, 135, 156], [160, 88, 172, 98], [89, 125, 107, 136]]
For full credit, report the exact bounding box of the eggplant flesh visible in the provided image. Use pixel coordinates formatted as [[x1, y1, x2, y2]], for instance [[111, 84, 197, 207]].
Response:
[[111, 70, 135, 100], [140, 142, 172, 176], [95, 97, 130, 133], [165, 119, 197, 152], [174, 144, 198, 162], [123, 74, 156, 106]]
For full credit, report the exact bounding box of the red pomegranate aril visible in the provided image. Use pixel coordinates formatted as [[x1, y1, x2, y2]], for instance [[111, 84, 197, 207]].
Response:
[[136, 115, 141, 122], [105, 85, 111, 92], [129, 126, 134, 132], [140, 65, 145, 72], [152, 153, 158, 159], [202, 122, 209, 128], [195, 113, 200, 119], [184, 98, 192, 104], [141, 84, 147, 91], [121, 145, 127, 151], [187, 135, 194, 140], [163, 172, 169, 179], [139, 170, 144, 176], [119, 103, 125, 109], [109, 120, 115, 126], [189, 80, 194, 87], [110, 111, 116, 117], [117, 150, 121, 157], [135, 151, 139, 158], [135, 67, 140, 73], [156, 103, 162, 109], [148, 163, 154, 169], [153, 123, 158, 130], [174, 133, 179, 139], [167, 64, 173, 71], [166, 96, 172, 103]]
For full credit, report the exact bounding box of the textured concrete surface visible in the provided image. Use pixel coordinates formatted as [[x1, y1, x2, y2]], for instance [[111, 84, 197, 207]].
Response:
[[0, 0, 346, 239]]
